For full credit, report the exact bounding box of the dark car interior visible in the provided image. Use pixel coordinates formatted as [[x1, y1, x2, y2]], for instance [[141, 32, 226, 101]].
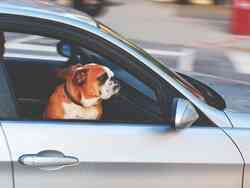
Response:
[[2, 36, 164, 123]]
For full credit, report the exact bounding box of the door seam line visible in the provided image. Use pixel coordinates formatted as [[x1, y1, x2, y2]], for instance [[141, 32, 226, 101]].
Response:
[[220, 126, 246, 188], [0, 125, 16, 188]]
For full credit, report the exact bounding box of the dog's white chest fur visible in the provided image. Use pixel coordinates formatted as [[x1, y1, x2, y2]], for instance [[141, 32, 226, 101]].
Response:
[[62, 102, 99, 120]]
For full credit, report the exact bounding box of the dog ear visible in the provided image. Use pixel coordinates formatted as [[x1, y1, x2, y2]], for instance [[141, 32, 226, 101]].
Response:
[[72, 69, 87, 86]]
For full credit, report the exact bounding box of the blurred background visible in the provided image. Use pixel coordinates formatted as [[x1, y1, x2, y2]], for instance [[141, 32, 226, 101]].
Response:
[[9, 0, 250, 84], [50, 0, 250, 84]]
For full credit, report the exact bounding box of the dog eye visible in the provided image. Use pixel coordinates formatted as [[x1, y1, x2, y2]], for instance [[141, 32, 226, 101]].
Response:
[[98, 73, 108, 84]]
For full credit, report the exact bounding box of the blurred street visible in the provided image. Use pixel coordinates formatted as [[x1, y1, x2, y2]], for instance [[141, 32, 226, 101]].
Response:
[[5, 0, 250, 85]]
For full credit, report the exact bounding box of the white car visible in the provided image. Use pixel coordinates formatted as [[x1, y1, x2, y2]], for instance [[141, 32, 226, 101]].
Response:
[[0, 1, 248, 188]]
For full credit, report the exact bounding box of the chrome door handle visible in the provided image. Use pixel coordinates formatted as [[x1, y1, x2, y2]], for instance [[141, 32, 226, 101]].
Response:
[[19, 150, 79, 170]]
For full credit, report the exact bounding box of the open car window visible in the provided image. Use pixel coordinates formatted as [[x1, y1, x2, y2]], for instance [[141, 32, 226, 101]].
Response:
[[79, 47, 158, 101], [76, 47, 162, 120], [1, 32, 164, 123]]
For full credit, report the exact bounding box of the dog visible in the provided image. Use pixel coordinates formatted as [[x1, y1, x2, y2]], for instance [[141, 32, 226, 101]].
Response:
[[44, 63, 120, 120]]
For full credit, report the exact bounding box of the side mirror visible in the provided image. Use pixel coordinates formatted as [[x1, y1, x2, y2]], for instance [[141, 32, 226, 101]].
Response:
[[171, 98, 199, 129], [57, 41, 74, 58]]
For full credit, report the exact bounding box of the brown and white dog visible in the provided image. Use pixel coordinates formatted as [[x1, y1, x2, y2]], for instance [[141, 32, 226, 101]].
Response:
[[44, 63, 120, 120]]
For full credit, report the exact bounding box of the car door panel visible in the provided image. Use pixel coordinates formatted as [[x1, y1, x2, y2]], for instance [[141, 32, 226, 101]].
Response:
[[2, 121, 243, 188], [86, 163, 239, 188]]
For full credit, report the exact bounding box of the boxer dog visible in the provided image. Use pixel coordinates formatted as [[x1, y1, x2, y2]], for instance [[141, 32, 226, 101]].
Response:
[[44, 63, 120, 120]]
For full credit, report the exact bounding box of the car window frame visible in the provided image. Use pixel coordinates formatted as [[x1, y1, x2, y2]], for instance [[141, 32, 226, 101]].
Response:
[[0, 14, 172, 124]]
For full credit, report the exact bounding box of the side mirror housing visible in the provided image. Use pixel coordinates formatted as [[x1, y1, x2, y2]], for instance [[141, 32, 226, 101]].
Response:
[[171, 98, 199, 129]]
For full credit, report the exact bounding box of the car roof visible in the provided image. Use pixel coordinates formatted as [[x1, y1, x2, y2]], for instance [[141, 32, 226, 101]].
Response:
[[0, 0, 98, 28]]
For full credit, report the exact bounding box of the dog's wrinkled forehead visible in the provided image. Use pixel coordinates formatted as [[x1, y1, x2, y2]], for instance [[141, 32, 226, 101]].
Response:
[[70, 63, 114, 84], [81, 64, 106, 76], [83, 64, 114, 80]]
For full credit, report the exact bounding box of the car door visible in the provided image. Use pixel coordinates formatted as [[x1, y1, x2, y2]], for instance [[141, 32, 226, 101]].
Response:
[[1, 121, 244, 188]]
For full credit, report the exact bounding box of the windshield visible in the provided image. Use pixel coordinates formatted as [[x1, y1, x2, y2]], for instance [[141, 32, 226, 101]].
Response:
[[98, 23, 205, 101]]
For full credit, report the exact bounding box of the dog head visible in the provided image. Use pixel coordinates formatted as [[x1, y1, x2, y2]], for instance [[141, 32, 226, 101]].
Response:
[[66, 63, 120, 107]]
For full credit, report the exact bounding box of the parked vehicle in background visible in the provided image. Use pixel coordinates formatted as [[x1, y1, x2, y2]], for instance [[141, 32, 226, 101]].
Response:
[[152, 0, 227, 5], [52, 0, 105, 16], [73, 0, 105, 16]]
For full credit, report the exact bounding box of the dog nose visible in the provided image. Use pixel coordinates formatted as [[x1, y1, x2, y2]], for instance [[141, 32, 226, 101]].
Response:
[[111, 77, 119, 84], [112, 78, 120, 92], [113, 79, 119, 85]]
